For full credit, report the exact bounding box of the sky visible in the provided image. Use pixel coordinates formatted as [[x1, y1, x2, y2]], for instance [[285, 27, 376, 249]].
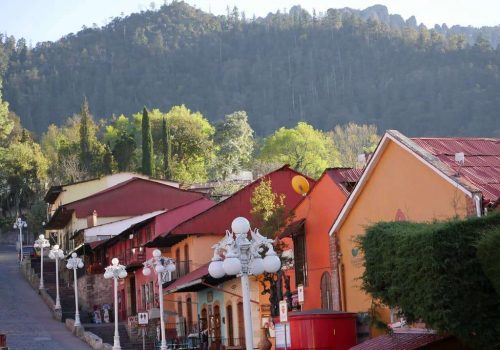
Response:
[[1, 0, 499, 45]]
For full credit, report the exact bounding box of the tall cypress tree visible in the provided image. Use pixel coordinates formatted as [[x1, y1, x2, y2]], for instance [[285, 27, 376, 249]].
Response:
[[79, 97, 92, 172], [141, 106, 154, 176], [161, 116, 172, 179]]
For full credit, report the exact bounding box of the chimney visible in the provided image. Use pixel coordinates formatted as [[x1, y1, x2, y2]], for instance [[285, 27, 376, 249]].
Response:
[[87, 210, 98, 227]]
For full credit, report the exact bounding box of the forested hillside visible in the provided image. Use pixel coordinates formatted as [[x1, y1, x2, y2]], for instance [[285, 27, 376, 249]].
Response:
[[1, 2, 499, 136]]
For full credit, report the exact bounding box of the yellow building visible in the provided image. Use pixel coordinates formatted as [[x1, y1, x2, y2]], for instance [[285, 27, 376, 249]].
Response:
[[329, 130, 499, 327]]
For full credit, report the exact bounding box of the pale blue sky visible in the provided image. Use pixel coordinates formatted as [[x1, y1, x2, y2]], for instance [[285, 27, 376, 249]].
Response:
[[1, 0, 499, 44]]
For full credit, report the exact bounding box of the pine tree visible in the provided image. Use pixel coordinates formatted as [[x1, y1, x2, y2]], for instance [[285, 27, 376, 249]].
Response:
[[79, 97, 92, 172], [161, 116, 172, 179], [141, 107, 154, 176]]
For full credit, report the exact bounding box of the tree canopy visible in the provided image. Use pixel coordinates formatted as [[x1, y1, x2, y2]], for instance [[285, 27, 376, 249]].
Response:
[[260, 122, 339, 178], [0, 3, 499, 137]]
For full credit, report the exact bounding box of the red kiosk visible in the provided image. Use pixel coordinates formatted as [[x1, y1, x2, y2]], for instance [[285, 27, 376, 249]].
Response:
[[275, 310, 357, 350]]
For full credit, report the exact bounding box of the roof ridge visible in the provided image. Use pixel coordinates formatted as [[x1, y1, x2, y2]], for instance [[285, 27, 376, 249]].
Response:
[[411, 137, 499, 141]]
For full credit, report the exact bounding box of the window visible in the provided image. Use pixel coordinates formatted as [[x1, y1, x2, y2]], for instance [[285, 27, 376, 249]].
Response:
[[184, 244, 190, 274], [142, 284, 147, 309], [293, 232, 307, 286], [320, 272, 333, 310], [186, 297, 193, 333], [177, 299, 183, 317]]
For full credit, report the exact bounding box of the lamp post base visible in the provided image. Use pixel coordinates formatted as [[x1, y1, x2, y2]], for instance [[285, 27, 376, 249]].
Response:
[[74, 312, 81, 327], [112, 335, 121, 350]]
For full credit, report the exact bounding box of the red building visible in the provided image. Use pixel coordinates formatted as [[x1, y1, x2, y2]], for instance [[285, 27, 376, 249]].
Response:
[[282, 168, 363, 311], [45, 177, 206, 252], [88, 197, 215, 320]]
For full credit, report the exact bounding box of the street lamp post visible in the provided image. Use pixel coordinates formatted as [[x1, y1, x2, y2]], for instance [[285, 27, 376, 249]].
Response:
[[208, 217, 281, 350], [13, 218, 27, 263], [66, 252, 84, 327], [49, 244, 65, 309], [142, 249, 176, 350], [34, 234, 50, 290], [104, 258, 128, 350]]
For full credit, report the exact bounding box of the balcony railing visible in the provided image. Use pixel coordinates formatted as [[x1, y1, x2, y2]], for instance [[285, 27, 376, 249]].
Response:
[[161, 260, 192, 283], [116, 248, 146, 268]]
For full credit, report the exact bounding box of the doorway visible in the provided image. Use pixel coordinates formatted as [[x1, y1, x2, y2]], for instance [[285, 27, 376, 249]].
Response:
[[130, 275, 137, 315]]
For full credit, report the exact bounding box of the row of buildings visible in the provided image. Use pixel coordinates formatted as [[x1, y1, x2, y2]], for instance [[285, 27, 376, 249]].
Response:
[[42, 130, 499, 349]]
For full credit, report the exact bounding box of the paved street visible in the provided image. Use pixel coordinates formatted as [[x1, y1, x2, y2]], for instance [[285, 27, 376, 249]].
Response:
[[0, 244, 91, 350]]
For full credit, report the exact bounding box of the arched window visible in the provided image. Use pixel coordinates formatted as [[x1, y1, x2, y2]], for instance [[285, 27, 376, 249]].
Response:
[[184, 244, 190, 274], [186, 297, 193, 333], [177, 299, 183, 317], [175, 248, 181, 278], [320, 272, 333, 310]]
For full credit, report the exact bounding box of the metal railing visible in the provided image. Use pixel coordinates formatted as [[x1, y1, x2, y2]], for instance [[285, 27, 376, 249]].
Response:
[[162, 260, 192, 283]]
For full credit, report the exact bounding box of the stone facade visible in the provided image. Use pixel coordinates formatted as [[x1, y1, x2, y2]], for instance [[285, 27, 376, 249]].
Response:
[[78, 274, 113, 313]]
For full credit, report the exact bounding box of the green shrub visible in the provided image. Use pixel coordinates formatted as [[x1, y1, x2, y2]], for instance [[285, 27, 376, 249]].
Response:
[[360, 212, 500, 349]]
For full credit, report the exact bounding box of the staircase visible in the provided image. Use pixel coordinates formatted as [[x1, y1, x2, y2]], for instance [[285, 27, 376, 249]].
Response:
[[30, 257, 92, 323], [84, 323, 156, 350]]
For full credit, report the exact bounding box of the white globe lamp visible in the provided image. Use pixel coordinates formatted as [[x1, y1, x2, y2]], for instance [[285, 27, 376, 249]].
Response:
[[263, 253, 281, 273], [208, 260, 225, 279], [223, 254, 242, 276], [231, 217, 250, 234], [250, 256, 265, 275]]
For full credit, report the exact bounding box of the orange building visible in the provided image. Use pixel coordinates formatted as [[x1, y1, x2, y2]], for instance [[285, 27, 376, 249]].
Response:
[[328, 130, 500, 331], [283, 168, 362, 311]]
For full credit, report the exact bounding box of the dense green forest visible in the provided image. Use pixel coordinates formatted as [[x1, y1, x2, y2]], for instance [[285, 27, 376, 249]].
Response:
[[0, 2, 499, 137]]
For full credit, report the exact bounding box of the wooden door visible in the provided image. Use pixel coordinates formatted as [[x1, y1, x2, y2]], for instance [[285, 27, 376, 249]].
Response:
[[226, 305, 234, 346]]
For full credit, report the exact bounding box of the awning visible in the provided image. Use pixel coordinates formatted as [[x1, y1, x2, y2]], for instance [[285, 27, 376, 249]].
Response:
[[65, 243, 85, 258], [164, 263, 232, 294], [44, 207, 74, 230], [280, 218, 305, 238], [145, 233, 188, 248]]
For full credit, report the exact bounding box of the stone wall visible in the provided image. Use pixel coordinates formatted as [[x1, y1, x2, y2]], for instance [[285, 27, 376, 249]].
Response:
[[78, 274, 113, 313]]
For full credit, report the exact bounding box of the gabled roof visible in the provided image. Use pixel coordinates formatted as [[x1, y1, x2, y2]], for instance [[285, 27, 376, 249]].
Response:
[[148, 165, 315, 246], [44, 172, 179, 204], [329, 130, 499, 235], [45, 177, 206, 229]]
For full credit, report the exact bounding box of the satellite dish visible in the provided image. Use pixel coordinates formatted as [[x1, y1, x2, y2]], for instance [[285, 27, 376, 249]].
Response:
[[292, 175, 310, 196]]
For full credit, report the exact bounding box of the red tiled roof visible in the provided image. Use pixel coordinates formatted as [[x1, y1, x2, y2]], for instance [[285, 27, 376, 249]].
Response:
[[328, 168, 365, 184], [350, 333, 446, 350], [411, 137, 500, 205], [164, 263, 210, 293]]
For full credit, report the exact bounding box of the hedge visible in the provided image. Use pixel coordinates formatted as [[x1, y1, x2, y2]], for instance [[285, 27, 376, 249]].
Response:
[[360, 212, 500, 349]]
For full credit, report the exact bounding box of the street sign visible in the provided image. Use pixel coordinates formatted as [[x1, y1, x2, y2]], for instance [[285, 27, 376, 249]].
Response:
[[279, 300, 288, 323], [138, 312, 149, 325], [297, 284, 304, 304], [275, 322, 291, 349]]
